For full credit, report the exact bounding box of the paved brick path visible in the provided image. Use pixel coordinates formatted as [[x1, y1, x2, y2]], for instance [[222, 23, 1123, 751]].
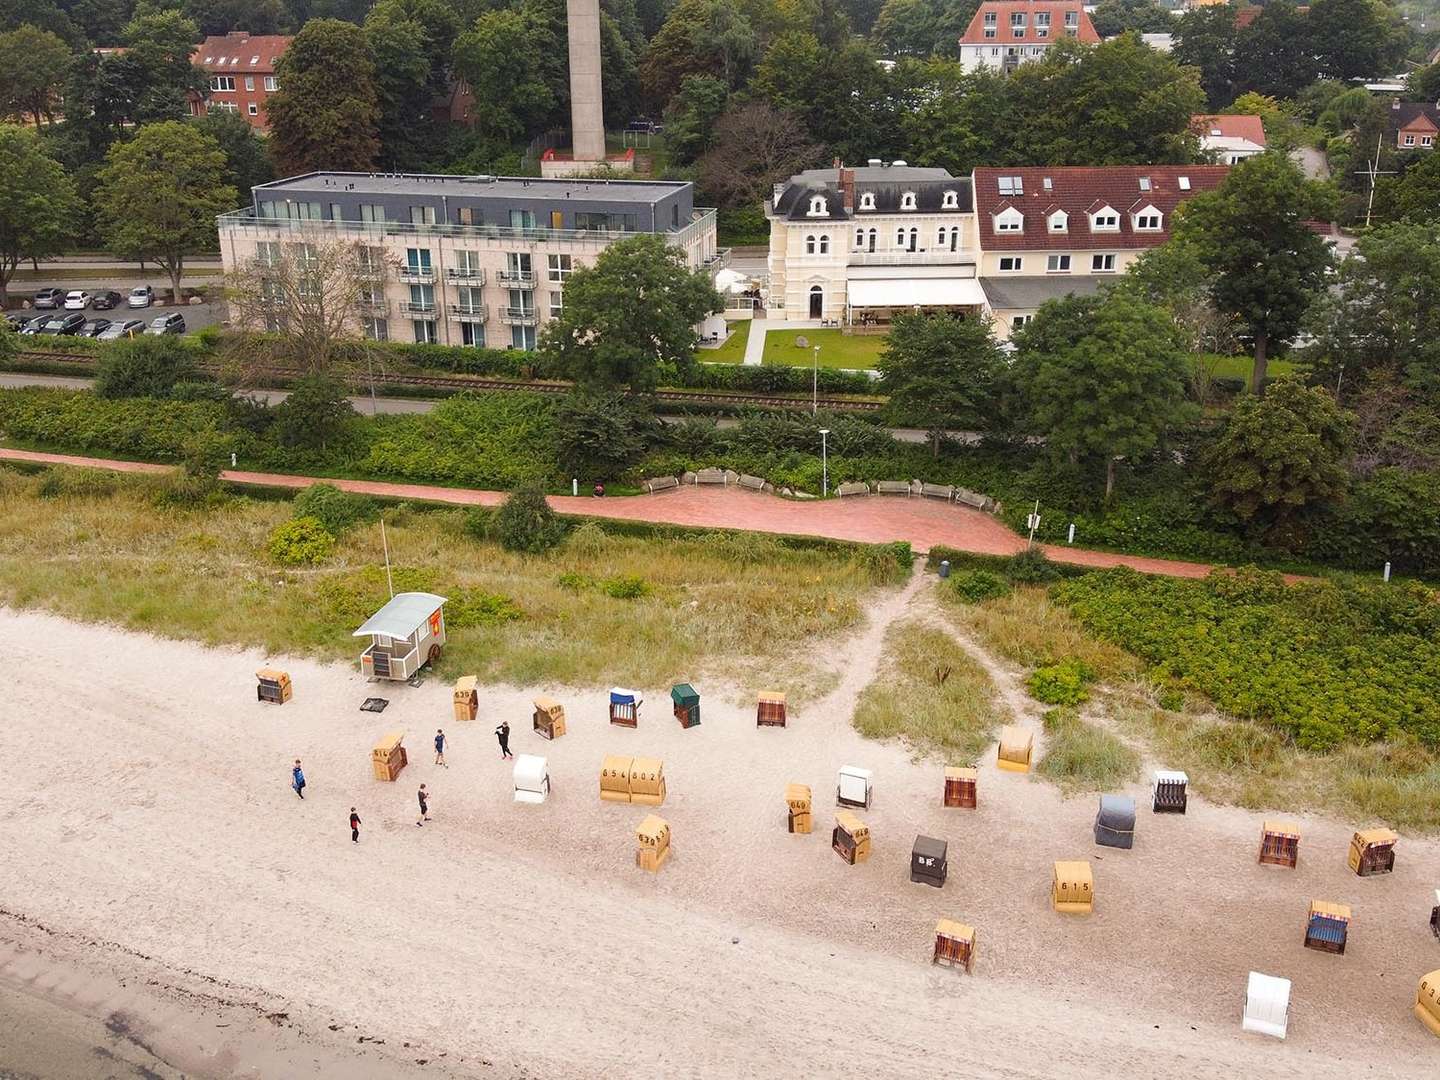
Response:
[[0, 447, 1223, 579]]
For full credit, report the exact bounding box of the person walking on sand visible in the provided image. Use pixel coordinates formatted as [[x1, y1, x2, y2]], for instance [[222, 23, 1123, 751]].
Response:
[[494, 720, 512, 760], [434, 728, 447, 767], [291, 759, 306, 800], [416, 783, 431, 826], [350, 808, 361, 843]]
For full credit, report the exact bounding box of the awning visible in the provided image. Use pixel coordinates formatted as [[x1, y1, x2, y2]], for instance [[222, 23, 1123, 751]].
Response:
[[352, 592, 447, 638], [848, 277, 988, 308]]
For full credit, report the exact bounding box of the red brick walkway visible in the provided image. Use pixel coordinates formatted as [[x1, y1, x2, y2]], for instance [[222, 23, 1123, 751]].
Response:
[[0, 447, 1222, 579]]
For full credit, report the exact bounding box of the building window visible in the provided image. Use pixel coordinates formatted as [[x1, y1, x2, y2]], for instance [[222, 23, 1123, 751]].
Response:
[[1092, 253, 1116, 272], [1011, 314, 1033, 330], [1091, 208, 1119, 231], [405, 248, 432, 275], [1047, 254, 1071, 273], [255, 241, 280, 268], [460, 323, 484, 347], [854, 228, 865, 248], [413, 319, 437, 344], [1134, 211, 1162, 231], [242, 76, 254, 91], [1178, 176, 1191, 191], [264, 76, 278, 91], [859, 192, 875, 210], [999, 256, 1023, 272], [867, 228, 876, 252], [1403, 134, 1416, 147], [819, 235, 830, 254], [805, 235, 816, 255], [1048, 211, 1067, 232], [895, 227, 905, 246], [937, 227, 948, 247], [1425, 136, 1435, 147], [363, 317, 388, 341], [456, 286, 483, 314], [807, 195, 827, 217], [1011, 11, 1026, 26], [360, 204, 386, 223], [985, 27, 996, 38], [995, 208, 1023, 233], [410, 205, 437, 225], [942, 190, 959, 209], [210, 76, 235, 92], [546, 254, 573, 282], [907, 227, 917, 251], [210, 101, 237, 112], [511, 325, 537, 350], [549, 291, 563, 318], [248, 103, 258, 116], [1065, 10, 1078, 26], [900, 191, 916, 210], [997, 175, 1024, 196], [984, 11, 996, 23]]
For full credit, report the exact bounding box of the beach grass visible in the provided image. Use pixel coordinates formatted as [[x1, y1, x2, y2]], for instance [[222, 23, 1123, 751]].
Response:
[[1036, 708, 1141, 793]]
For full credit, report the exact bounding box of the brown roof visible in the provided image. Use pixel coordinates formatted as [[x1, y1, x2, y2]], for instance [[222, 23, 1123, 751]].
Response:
[[974, 166, 1228, 251], [959, 2, 1099, 46], [193, 32, 291, 74], [1392, 103, 1440, 133], [1192, 114, 1267, 146]]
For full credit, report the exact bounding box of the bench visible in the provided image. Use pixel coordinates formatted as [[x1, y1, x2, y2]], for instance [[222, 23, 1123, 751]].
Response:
[[694, 468, 728, 485], [643, 476, 680, 494], [955, 488, 987, 510], [875, 480, 912, 496], [836, 482, 870, 497], [737, 474, 767, 492], [921, 483, 955, 501]]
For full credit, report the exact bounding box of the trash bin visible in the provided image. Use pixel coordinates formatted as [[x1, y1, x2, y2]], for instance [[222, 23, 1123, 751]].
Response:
[[938, 560, 951, 579]]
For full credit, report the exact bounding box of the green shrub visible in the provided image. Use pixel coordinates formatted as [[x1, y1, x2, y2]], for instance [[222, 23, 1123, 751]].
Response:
[[446, 588, 522, 626], [292, 483, 372, 534], [600, 574, 650, 599], [1007, 546, 1060, 584], [1037, 709, 1142, 792], [93, 337, 203, 399], [34, 467, 120, 499], [556, 570, 596, 591], [0, 387, 230, 462], [1027, 658, 1099, 705], [266, 516, 336, 565], [950, 569, 1011, 603], [494, 482, 565, 554]]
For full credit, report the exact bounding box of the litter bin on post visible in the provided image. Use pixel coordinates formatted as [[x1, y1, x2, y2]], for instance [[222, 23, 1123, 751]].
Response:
[[938, 560, 951, 579]]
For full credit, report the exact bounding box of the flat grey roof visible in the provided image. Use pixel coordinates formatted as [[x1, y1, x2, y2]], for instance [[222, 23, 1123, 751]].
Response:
[[790, 165, 954, 184], [257, 172, 689, 205], [979, 276, 1105, 309]]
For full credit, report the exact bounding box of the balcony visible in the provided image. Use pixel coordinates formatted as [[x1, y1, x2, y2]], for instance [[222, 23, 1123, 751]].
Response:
[[703, 248, 731, 272], [445, 267, 486, 285], [398, 266, 435, 284], [499, 306, 538, 326], [848, 251, 977, 270], [356, 263, 386, 280], [448, 305, 488, 324], [399, 301, 436, 315], [497, 269, 536, 286]]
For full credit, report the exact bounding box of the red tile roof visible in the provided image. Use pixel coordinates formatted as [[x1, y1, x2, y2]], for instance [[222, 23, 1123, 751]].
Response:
[[193, 33, 291, 74], [959, 2, 1100, 46], [1192, 114, 1267, 146], [973, 166, 1228, 251]]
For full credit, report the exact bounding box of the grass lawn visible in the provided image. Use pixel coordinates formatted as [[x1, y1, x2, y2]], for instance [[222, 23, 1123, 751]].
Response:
[[1201, 354, 1298, 381], [696, 321, 750, 364], [762, 329, 887, 371]]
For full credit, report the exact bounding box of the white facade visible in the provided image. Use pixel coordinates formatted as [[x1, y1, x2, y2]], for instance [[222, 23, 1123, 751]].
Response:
[[958, 42, 1054, 72]]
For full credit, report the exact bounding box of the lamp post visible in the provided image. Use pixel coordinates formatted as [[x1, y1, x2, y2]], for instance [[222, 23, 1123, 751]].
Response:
[[819, 428, 830, 497], [812, 345, 820, 416]]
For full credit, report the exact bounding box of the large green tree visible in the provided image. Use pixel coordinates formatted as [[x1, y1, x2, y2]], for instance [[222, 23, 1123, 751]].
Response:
[[1233, 1, 1317, 100], [1090, 0, 1173, 37], [1202, 375, 1352, 541], [1010, 293, 1196, 500], [896, 60, 1011, 177], [877, 312, 1006, 458], [1373, 150, 1440, 225], [1307, 0, 1407, 83], [661, 74, 729, 164], [0, 124, 77, 307], [870, 0, 976, 58], [539, 234, 721, 391], [191, 110, 274, 200], [0, 25, 72, 128], [266, 19, 380, 174], [452, 9, 558, 144], [1173, 6, 1238, 110], [364, 0, 457, 169], [697, 100, 822, 210], [640, 0, 759, 104], [122, 11, 207, 125], [93, 121, 236, 303], [1174, 154, 1336, 395]]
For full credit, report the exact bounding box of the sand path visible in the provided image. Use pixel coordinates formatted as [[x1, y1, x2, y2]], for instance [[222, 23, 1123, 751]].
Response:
[[0, 599, 1436, 1079]]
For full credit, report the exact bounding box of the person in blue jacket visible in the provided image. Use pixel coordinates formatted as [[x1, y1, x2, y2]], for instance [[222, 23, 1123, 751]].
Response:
[[291, 759, 306, 799]]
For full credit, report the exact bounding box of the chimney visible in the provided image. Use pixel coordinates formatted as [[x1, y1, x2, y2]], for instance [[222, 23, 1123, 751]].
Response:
[[839, 167, 855, 213]]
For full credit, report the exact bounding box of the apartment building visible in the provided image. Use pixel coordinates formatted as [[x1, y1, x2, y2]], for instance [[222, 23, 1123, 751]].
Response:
[[189, 31, 291, 132], [765, 160, 986, 326], [217, 172, 721, 350], [972, 165, 1228, 335], [957, 2, 1099, 73]]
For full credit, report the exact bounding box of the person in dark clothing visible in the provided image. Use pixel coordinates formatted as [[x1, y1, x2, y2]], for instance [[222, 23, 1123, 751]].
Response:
[[416, 783, 430, 826], [291, 759, 306, 799], [350, 808, 361, 843], [494, 720, 512, 760], [434, 728, 447, 767]]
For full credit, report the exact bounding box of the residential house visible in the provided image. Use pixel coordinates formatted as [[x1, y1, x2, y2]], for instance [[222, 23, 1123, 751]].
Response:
[[1390, 100, 1439, 151], [764, 160, 986, 326], [957, 2, 1099, 73], [1193, 114, 1267, 163], [972, 165, 1228, 336], [218, 172, 721, 350], [190, 31, 291, 132]]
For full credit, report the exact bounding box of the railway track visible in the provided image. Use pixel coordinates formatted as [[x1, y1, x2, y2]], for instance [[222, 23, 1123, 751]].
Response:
[[13, 351, 886, 412]]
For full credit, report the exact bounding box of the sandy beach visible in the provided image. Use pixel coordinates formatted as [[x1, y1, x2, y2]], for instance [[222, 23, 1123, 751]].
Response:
[[1, 596, 1436, 1079]]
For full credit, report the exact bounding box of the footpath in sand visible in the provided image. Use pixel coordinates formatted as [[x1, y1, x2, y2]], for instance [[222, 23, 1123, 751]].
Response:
[[0, 447, 1223, 578], [0, 580, 1435, 1079]]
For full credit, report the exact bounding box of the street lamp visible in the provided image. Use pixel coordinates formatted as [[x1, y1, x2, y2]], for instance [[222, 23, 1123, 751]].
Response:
[[812, 345, 820, 416], [819, 428, 830, 497]]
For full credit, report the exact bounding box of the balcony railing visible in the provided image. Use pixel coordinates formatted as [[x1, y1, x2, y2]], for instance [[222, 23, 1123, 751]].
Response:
[[356, 263, 386, 279], [499, 307, 538, 326], [497, 269, 536, 287], [449, 305, 488, 324], [357, 298, 388, 313], [445, 267, 486, 284], [703, 247, 731, 272], [398, 267, 435, 284], [399, 301, 436, 315], [848, 251, 977, 270]]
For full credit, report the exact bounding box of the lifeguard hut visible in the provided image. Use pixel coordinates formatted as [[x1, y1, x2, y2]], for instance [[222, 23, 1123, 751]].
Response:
[[354, 592, 447, 681], [1348, 828, 1397, 876]]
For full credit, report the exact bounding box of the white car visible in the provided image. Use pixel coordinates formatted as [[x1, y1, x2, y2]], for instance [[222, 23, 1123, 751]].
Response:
[[127, 286, 154, 309], [63, 290, 91, 310]]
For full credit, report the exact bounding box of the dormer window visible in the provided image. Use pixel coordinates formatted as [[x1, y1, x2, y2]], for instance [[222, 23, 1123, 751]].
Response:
[[995, 207, 1024, 234], [1133, 206, 1162, 231], [807, 195, 827, 217], [941, 190, 959, 209], [859, 192, 875, 210], [1090, 206, 1119, 231], [900, 191, 917, 210], [1048, 210, 1068, 233]]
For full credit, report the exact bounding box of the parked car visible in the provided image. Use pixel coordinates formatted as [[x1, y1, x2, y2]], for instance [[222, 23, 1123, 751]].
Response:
[[96, 319, 146, 340], [4, 312, 30, 331], [63, 290, 92, 310], [81, 318, 112, 337], [144, 312, 185, 335], [128, 286, 154, 308], [16, 314, 51, 334], [91, 290, 124, 310], [33, 287, 64, 309], [37, 312, 87, 335]]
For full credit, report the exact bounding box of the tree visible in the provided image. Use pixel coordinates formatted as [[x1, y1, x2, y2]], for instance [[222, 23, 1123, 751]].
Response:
[[122, 11, 208, 124], [191, 110, 274, 199], [539, 233, 721, 391], [1233, 1, 1317, 100], [640, 0, 759, 104], [1203, 375, 1352, 540], [93, 121, 237, 304], [0, 26, 71, 128], [1409, 62, 1440, 104], [1307, 0, 1407, 83], [697, 101, 821, 210], [1010, 293, 1196, 500], [1173, 5, 1238, 110], [896, 60, 1012, 178], [870, 0, 977, 58], [877, 312, 1006, 458], [494, 480, 565, 554], [1373, 150, 1440, 225], [226, 237, 373, 371], [554, 390, 652, 478], [0, 125, 76, 308], [1090, 0, 1173, 38], [266, 19, 380, 174], [452, 9, 557, 144], [271, 373, 357, 450], [94, 336, 203, 398], [363, 0, 457, 168], [1117, 236, 1243, 359], [183, 0, 286, 34], [662, 74, 729, 164], [1174, 154, 1336, 394]]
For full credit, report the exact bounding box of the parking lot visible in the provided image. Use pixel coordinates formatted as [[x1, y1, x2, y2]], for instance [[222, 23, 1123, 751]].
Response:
[[8, 280, 226, 340]]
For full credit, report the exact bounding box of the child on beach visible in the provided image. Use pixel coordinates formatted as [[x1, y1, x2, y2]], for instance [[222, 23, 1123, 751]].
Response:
[[291, 760, 306, 799]]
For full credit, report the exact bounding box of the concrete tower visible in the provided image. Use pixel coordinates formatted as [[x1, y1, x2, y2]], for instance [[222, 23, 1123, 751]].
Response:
[[566, 0, 606, 164]]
